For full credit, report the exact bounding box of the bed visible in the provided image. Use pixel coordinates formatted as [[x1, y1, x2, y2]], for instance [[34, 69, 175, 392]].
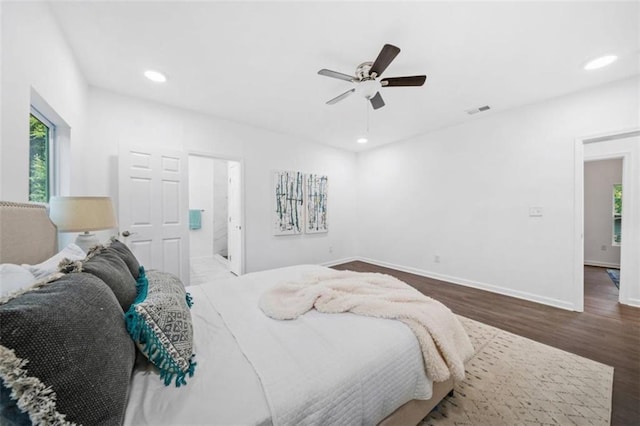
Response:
[[0, 201, 458, 426]]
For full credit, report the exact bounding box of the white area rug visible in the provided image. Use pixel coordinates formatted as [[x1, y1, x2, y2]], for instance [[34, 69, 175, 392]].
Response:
[[421, 316, 613, 425]]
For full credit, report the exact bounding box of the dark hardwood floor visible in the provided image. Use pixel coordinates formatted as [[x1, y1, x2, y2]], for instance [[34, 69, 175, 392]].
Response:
[[332, 261, 640, 426]]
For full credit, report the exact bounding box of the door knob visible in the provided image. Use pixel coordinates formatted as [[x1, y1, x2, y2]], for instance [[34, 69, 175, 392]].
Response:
[[122, 231, 131, 237]]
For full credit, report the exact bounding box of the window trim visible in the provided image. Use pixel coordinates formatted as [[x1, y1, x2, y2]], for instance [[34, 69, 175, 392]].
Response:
[[29, 106, 56, 203]]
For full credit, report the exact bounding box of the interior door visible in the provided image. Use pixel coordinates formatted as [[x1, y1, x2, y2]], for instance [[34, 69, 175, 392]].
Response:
[[119, 146, 190, 284], [227, 161, 242, 275]]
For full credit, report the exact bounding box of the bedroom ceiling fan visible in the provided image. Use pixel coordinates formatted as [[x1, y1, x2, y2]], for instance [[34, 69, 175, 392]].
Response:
[[318, 43, 427, 110]]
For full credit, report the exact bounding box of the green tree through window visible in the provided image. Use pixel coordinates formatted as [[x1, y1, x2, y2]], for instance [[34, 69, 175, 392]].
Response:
[[613, 184, 622, 244], [29, 114, 50, 202]]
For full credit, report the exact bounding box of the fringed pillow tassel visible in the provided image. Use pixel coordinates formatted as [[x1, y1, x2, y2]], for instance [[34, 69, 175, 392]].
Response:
[[124, 309, 144, 343], [0, 346, 73, 425], [125, 266, 149, 341], [57, 259, 83, 274], [134, 266, 148, 302]]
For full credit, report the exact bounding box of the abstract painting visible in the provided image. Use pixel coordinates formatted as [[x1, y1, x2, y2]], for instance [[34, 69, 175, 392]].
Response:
[[273, 170, 304, 235], [305, 174, 328, 233]]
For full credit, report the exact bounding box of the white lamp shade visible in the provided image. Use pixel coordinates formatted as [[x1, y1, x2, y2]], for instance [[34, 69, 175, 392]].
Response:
[[49, 196, 117, 232]]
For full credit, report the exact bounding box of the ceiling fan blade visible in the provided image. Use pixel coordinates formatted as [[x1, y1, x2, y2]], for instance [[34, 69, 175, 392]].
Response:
[[326, 88, 356, 105], [318, 69, 355, 82], [370, 44, 401, 77], [381, 75, 427, 87], [369, 92, 385, 110]]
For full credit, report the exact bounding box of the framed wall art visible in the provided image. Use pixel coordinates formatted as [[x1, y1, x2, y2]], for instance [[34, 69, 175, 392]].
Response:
[[305, 174, 328, 233], [273, 170, 304, 235]]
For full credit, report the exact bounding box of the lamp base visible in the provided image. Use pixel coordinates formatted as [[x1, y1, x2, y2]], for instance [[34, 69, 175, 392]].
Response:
[[74, 232, 100, 253]]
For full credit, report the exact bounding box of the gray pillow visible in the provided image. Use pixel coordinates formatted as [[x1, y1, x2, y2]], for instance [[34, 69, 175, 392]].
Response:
[[60, 249, 137, 311], [107, 239, 140, 280], [0, 272, 135, 425]]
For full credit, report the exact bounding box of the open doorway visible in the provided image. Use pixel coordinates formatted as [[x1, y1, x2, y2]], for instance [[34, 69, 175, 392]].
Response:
[[188, 154, 243, 284], [574, 129, 640, 311], [583, 158, 622, 315]]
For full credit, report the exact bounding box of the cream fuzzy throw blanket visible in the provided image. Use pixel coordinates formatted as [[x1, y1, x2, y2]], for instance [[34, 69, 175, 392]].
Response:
[[259, 270, 474, 383]]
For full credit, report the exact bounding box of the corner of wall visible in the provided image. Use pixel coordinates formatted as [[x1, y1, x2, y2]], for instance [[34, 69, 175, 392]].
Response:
[[1, 1, 89, 200]]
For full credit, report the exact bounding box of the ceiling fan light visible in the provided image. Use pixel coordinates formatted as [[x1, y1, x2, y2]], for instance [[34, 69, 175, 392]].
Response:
[[583, 55, 617, 71], [357, 138, 368, 144], [144, 70, 167, 83]]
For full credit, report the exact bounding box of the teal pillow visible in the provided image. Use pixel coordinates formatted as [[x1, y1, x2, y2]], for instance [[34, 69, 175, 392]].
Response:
[[125, 267, 196, 387]]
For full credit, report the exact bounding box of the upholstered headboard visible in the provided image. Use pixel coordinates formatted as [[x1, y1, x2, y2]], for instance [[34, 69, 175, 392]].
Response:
[[0, 201, 57, 264]]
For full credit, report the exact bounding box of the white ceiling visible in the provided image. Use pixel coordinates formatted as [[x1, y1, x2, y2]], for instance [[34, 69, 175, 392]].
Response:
[[49, 1, 639, 152]]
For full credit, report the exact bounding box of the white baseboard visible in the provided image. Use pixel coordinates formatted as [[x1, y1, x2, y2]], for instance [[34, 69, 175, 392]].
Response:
[[584, 260, 620, 269], [356, 257, 577, 312], [321, 257, 359, 267], [624, 298, 640, 308]]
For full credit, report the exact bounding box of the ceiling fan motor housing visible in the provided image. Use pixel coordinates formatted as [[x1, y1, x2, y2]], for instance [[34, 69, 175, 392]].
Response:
[[357, 79, 382, 99], [356, 61, 375, 80]]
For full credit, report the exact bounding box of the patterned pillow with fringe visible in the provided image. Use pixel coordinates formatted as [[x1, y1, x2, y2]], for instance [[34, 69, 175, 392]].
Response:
[[125, 267, 196, 387]]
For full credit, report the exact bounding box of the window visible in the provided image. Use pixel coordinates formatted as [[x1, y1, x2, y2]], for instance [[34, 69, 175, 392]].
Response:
[[29, 109, 55, 203], [613, 183, 622, 245]]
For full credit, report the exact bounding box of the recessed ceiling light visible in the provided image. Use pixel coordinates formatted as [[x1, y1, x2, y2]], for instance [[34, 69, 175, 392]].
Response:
[[144, 70, 167, 83], [357, 138, 368, 144], [584, 55, 618, 71]]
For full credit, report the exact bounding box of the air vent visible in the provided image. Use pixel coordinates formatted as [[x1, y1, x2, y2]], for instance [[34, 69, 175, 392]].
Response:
[[465, 105, 491, 115]]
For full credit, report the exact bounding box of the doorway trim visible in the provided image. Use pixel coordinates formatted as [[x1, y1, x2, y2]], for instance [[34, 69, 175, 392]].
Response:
[[188, 150, 245, 275], [573, 128, 640, 310]]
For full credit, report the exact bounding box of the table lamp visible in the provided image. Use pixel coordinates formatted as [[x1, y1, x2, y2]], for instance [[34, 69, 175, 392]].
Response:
[[49, 196, 117, 252]]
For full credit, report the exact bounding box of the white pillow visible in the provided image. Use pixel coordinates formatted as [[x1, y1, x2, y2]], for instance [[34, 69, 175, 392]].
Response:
[[23, 243, 87, 279], [0, 264, 37, 297]]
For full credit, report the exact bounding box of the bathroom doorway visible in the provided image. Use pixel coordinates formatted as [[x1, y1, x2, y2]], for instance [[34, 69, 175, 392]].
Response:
[[188, 154, 243, 283]]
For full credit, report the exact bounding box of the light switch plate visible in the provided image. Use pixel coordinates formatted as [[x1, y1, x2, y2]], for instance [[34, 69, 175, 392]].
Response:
[[529, 207, 543, 217]]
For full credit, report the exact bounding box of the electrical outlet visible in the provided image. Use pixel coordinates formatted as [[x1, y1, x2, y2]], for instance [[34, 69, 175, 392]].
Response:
[[601, 245, 607, 251], [329, 246, 333, 253], [434, 255, 440, 263]]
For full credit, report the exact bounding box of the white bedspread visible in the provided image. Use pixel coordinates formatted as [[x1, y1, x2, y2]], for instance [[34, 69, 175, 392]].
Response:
[[205, 265, 432, 426], [124, 265, 432, 426]]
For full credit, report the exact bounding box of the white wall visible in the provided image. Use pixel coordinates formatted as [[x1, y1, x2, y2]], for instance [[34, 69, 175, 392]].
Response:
[[0, 2, 88, 200], [356, 77, 639, 310], [86, 87, 358, 273], [188, 155, 215, 259], [584, 159, 622, 268]]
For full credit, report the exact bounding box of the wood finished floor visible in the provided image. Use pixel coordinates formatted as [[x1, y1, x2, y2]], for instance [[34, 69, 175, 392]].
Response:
[[332, 262, 640, 426]]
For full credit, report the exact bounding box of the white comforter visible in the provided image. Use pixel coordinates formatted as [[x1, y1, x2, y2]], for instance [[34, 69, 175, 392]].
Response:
[[125, 265, 432, 426]]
